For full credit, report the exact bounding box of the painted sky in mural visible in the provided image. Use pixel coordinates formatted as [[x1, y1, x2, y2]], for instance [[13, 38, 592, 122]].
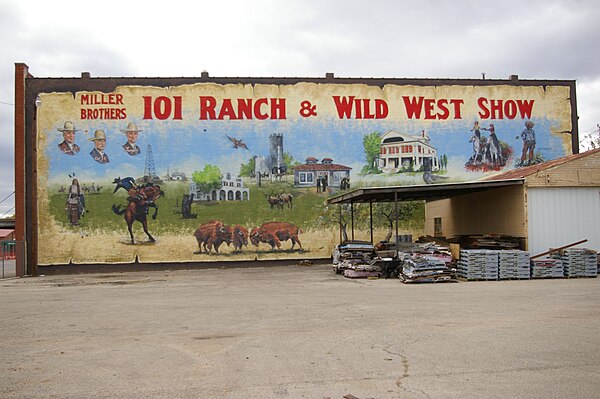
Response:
[[42, 83, 572, 185]]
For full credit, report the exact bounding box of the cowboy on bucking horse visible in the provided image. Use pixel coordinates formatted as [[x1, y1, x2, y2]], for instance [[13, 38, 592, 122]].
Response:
[[113, 176, 155, 214], [112, 177, 164, 244]]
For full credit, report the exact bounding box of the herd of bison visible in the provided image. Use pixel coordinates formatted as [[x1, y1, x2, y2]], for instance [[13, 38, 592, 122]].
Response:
[[193, 220, 303, 254]]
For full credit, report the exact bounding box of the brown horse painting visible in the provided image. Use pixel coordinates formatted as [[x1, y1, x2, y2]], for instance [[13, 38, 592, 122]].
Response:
[[112, 184, 164, 244]]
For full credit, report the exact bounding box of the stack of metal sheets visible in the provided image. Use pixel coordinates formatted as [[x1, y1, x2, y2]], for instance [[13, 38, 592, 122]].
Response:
[[341, 259, 383, 278], [332, 241, 383, 278], [457, 249, 499, 280], [530, 257, 564, 278], [560, 248, 598, 278], [498, 250, 530, 279], [400, 255, 454, 283]]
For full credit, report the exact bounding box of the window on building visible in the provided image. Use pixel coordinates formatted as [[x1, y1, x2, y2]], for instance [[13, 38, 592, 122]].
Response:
[[299, 172, 314, 183], [434, 217, 443, 237]]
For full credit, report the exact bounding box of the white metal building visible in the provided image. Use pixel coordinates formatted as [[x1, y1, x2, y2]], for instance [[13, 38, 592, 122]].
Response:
[[426, 148, 600, 254]]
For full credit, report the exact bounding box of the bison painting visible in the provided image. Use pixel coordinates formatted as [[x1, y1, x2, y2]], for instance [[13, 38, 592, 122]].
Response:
[[193, 220, 232, 254], [250, 221, 303, 251], [232, 225, 249, 252]]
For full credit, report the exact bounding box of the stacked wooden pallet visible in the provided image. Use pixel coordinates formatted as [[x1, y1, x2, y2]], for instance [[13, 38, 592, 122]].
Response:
[[498, 250, 530, 279], [457, 249, 499, 280], [560, 248, 598, 278], [530, 258, 564, 278]]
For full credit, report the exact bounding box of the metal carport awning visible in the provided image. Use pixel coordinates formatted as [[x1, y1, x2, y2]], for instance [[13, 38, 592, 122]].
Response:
[[327, 179, 524, 246], [328, 179, 524, 204]]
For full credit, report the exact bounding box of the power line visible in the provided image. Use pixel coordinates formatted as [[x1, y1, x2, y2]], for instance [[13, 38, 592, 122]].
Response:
[[0, 101, 14, 106], [0, 191, 15, 205], [0, 206, 15, 218]]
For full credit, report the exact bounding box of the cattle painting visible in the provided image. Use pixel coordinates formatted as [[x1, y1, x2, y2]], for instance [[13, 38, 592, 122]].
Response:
[[250, 221, 303, 251], [278, 193, 293, 209], [194, 220, 233, 254], [232, 225, 249, 252], [265, 194, 283, 210]]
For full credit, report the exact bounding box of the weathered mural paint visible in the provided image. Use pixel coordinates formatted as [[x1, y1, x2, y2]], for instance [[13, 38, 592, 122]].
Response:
[[36, 83, 574, 264]]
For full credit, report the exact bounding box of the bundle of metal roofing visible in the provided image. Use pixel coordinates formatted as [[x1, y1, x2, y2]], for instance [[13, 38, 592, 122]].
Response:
[[343, 267, 382, 279], [399, 254, 454, 283], [410, 243, 453, 267], [559, 248, 598, 277], [530, 258, 564, 278], [341, 258, 382, 278], [498, 250, 530, 279], [457, 249, 499, 280], [332, 241, 381, 278]]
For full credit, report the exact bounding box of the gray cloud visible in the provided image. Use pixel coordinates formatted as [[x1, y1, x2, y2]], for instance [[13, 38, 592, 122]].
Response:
[[0, 1, 132, 216], [269, 0, 600, 80]]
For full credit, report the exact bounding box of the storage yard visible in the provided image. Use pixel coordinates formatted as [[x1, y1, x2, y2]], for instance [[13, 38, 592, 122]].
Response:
[[332, 236, 598, 283]]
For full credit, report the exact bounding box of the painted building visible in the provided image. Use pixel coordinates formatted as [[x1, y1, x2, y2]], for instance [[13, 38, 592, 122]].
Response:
[[169, 171, 187, 181], [189, 173, 250, 202], [269, 133, 285, 173], [294, 157, 352, 188], [378, 130, 439, 173]]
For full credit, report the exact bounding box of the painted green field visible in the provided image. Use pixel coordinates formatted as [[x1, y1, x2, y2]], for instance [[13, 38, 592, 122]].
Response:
[[43, 179, 424, 263], [48, 177, 425, 239], [48, 180, 330, 234]]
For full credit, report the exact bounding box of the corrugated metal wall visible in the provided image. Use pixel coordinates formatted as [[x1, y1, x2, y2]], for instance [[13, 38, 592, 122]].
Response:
[[528, 187, 600, 256]]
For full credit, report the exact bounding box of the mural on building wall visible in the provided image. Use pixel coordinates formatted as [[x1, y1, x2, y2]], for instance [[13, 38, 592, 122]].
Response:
[[35, 82, 574, 264]]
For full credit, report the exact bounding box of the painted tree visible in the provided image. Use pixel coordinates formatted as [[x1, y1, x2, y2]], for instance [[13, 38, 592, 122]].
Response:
[[192, 164, 222, 193], [283, 152, 300, 172], [374, 202, 420, 242], [239, 157, 256, 177], [317, 203, 351, 241], [361, 131, 382, 174], [317, 201, 422, 242]]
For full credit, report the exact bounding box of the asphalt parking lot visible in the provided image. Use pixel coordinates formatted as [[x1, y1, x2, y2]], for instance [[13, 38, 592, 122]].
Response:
[[1, 264, 599, 399]]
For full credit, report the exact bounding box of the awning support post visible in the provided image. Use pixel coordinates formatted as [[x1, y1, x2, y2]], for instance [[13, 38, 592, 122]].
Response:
[[394, 192, 399, 254], [338, 205, 342, 244], [369, 200, 373, 244], [351, 201, 355, 241]]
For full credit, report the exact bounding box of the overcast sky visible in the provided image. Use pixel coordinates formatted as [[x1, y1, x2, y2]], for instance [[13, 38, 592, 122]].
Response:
[[1, 0, 599, 217]]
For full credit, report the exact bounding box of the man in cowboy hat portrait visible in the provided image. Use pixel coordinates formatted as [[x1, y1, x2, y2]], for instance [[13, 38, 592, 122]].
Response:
[[89, 129, 110, 164], [57, 121, 80, 155], [121, 122, 141, 156]]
